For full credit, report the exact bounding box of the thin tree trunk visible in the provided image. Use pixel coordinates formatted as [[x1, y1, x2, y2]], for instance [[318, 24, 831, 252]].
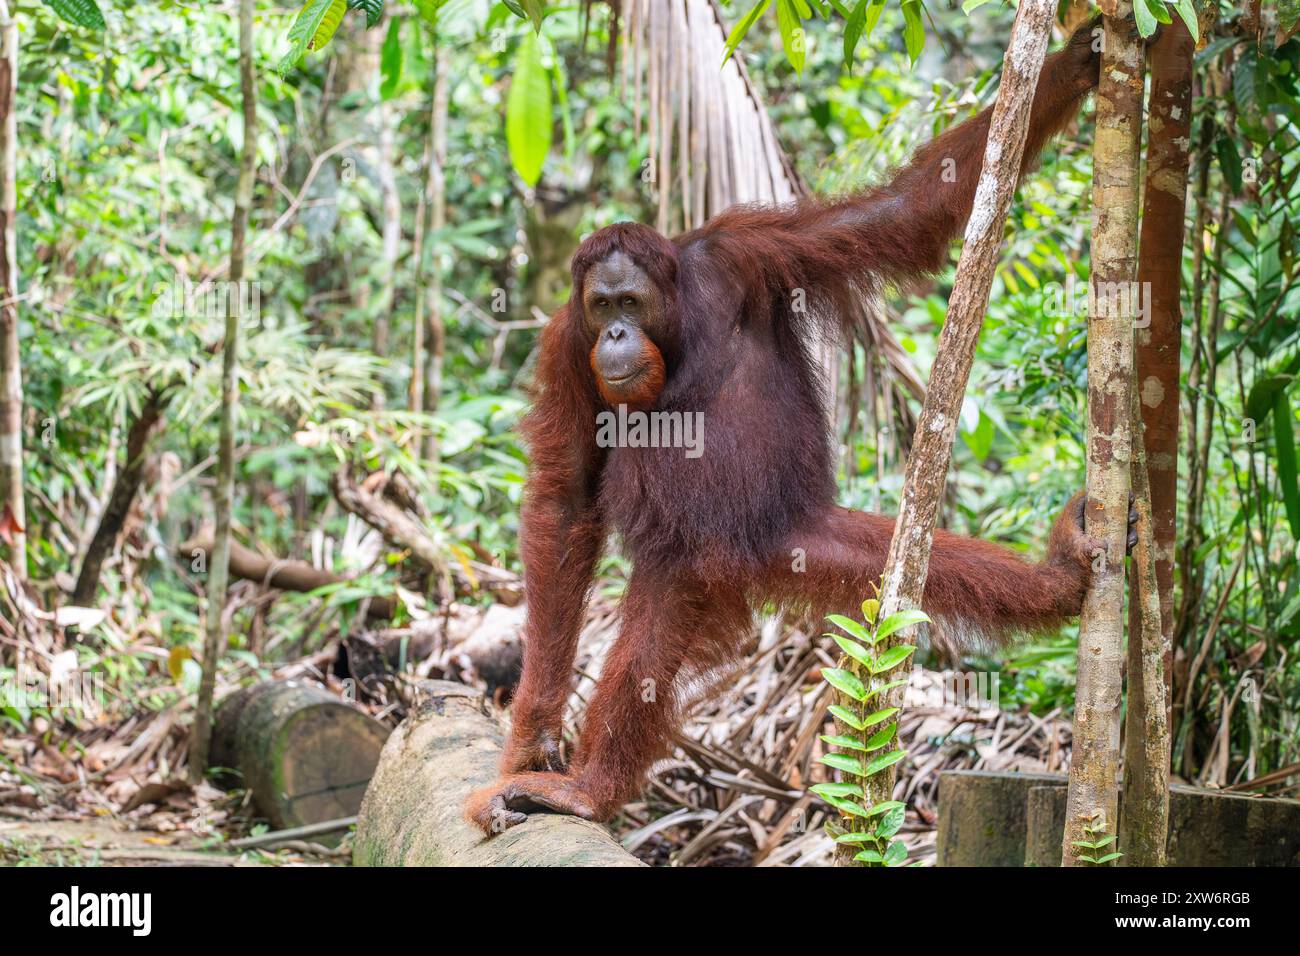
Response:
[[373, 87, 400, 358], [1132, 21, 1192, 722], [1117, 20, 1193, 867], [1119, 385, 1170, 864], [836, 0, 1058, 862], [190, 0, 256, 783], [71, 391, 166, 607], [1061, 6, 1143, 866], [419, 47, 448, 464], [0, 2, 24, 576]]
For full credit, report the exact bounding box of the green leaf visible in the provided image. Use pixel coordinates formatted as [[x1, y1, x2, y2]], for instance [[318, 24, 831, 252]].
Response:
[[865, 677, 910, 700], [820, 753, 867, 776], [828, 704, 866, 730], [826, 795, 871, 817], [41, 0, 105, 28], [876, 609, 930, 641], [827, 613, 872, 643], [961, 0, 992, 11], [506, 32, 552, 186], [346, 0, 384, 29], [1094, 851, 1123, 864], [504, 0, 545, 31], [1273, 390, 1300, 538], [871, 644, 917, 674], [864, 722, 897, 750], [379, 16, 403, 101], [279, 0, 348, 73], [834, 832, 875, 844], [900, 0, 925, 65], [1131, 0, 1157, 37], [884, 839, 908, 865], [864, 749, 908, 775], [414, 0, 442, 27], [860, 597, 880, 623], [820, 733, 868, 751], [1215, 134, 1243, 194], [862, 706, 899, 728], [810, 782, 863, 799], [776, 0, 807, 75], [862, 800, 905, 817], [876, 805, 906, 838], [1172, 0, 1199, 41], [854, 848, 885, 863], [822, 667, 867, 702], [832, 634, 873, 667], [843, 0, 870, 66], [722, 0, 772, 67]]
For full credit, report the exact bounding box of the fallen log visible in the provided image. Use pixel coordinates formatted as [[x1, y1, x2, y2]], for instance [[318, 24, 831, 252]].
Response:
[[331, 467, 523, 605], [211, 680, 391, 829], [181, 535, 396, 618], [353, 681, 642, 866]]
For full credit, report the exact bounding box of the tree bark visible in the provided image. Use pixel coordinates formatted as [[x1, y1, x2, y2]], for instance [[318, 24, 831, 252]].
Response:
[[190, 0, 257, 784], [354, 681, 642, 866], [1132, 20, 1192, 728], [835, 0, 1058, 863], [1117, 19, 1193, 867], [1061, 7, 1143, 866], [71, 390, 167, 607], [0, 3, 24, 576], [1119, 386, 1169, 865]]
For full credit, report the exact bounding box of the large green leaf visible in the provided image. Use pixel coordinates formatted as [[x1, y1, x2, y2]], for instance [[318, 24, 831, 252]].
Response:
[[506, 32, 552, 186], [379, 16, 403, 101], [900, 0, 925, 65], [279, 0, 348, 73], [776, 0, 806, 75], [1274, 390, 1300, 539], [723, 0, 772, 67], [40, 0, 106, 29]]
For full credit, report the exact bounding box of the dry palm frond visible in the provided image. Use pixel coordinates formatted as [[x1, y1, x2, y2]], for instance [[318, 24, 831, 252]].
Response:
[[620, 0, 923, 450]]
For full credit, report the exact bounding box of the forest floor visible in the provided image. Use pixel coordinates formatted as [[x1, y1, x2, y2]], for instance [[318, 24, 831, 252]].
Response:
[[2, 576, 1072, 866]]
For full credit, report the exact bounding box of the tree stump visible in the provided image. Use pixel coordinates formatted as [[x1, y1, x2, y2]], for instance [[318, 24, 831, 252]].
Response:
[[353, 681, 642, 867], [935, 770, 1066, 866], [211, 681, 391, 829]]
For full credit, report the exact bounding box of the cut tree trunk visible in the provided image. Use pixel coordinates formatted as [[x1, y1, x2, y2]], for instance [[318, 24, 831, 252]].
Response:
[[1062, 5, 1144, 866], [211, 680, 391, 829], [354, 681, 642, 866]]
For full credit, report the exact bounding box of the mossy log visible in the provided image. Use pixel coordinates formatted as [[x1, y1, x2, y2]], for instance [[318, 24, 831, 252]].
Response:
[[353, 681, 642, 867], [211, 681, 391, 829]]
